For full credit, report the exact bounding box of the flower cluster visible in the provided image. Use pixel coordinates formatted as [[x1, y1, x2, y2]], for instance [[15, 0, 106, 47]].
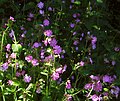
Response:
[[25, 55, 39, 66], [84, 75, 120, 101], [51, 65, 67, 80]]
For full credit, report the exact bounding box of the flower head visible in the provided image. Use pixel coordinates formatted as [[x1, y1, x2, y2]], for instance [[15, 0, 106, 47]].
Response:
[[44, 30, 53, 37], [53, 45, 62, 55], [24, 74, 32, 83], [66, 80, 71, 89], [2, 62, 8, 71], [25, 55, 33, 62], [51, 72, 60, 80], [43, 19, 50, 26], [37, 2, 44, 9], [103, 75, 114, 83], [31, 59, 39, 66]]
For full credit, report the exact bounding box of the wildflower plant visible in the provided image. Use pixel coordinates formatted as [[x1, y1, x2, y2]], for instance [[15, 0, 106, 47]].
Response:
[[0, 0, 120, 101]]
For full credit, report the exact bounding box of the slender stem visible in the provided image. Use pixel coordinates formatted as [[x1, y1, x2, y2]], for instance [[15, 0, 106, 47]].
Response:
[[0, 27, 9, 62], [1, 85, 5, 101]]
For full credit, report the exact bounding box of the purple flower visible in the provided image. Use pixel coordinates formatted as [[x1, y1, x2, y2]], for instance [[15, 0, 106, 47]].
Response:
[[66, 80, 71, 89], [56, 67, 63, 74], [39, 10, 44, 15], [7, 80, 13, 85], [44, 55, 54, 62], [71, 0, 74, 3], [91, 35, 97, 49], [27, 18, 31, 21], [43, 19, 50, 26], [10, 53, 16, 59], [111, 86, 120, 98], [43, 39, 48, 46], [31, 59, 39, 66], [10, 16, 15, 21], [24, 74, 32, 83], [25, 55, 33, 62], [53, 45, 62, 55], [28, 13, 34, 18], [2, 62, 8, 71], [80, 61, 85, 66], [103, 75, 113, 83], [37, 2, 44, 9], [62, 65, 67, 73], [73, 13, 77, 18], [51, 72, 60, 80], [89, 57, 93, 64], [48, 38, 57, 47], [75, 18, 80, 23], [65, 94, 72, 101], [9, 30, 14, 38], [84, 83, 92, 90], [36, 87, 41, 94], [16, 71, 21, 77], [32, 42, 41, 48], [69, 5, 72, 9], [6, 44, 11, 51], [114, 47, 119, 52], [48, 7, 53, 11], [70, 23, 75, 28], [93, 81, 102, 92], [73, 31, 77, 35], [90, 94, 99, 101], [73, 40, 79, 45], [44, 30, 53, 37], [112, 60, 116, 66], [21, 70, 25, 76], [90, 75, 100, 81]]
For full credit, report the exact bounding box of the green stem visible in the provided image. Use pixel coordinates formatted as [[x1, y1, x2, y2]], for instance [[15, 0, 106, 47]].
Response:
[[0, 27, 9, 62], [1, 86, 5, 101]]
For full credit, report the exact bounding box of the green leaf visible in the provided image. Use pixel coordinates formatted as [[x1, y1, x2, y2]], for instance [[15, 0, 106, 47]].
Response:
[[42, 96, 52, 101], [97, 0, 103, 3], [26, 83, 33, 91], [74, 1, 81, 5], [12, 43, 22, 53], [103, 88, 109, 92]]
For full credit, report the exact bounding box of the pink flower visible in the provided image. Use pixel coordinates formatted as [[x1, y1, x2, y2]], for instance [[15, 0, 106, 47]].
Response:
[[6, 44, 11, 51], [2, 62, 8, 71], [56, 67, 63, 74], [84, 83, 92, 90], [80, 61, 84, 66], [90, 94, 99, 101], [51, 72, 60, 80], [44, 30, 53, 37], [16, 71, 21, 77], [25, 55, 33, 62], [7, 80, 13, 85], [66, 80, 71, 89], [10, 16, 15, 21], [31, 59, 39, 66], [24, 74, 32, 83], [10, 53, 16, 59]]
